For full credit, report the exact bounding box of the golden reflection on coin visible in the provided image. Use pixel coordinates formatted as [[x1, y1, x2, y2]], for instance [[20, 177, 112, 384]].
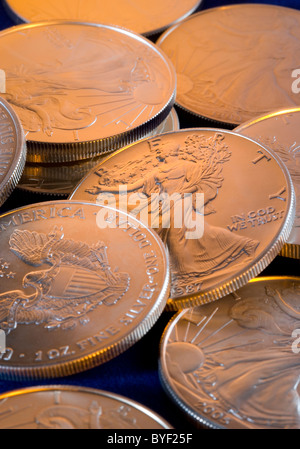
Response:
[[0, 385, 172, 429], [0, 21, 176, 163], [0, 201, 169, 380], [0, 96, 26, 207], [235, 107, 300, 259], [17, 108, 180, 197], [157, 4, 300, 126], [3, 0, 203, 37], [159, 276, 300, 429], [69, 129, 295, 309]]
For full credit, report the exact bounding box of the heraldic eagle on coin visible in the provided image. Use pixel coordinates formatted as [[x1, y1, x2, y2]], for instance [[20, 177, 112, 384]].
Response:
[[0, 226, 130, 334]]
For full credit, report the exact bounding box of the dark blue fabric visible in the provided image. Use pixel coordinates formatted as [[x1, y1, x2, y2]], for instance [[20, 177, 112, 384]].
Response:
[[0, 0, 299, 432]]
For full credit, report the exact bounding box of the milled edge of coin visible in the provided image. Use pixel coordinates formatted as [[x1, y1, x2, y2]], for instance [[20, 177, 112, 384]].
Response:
[[0, 384, 173, 429], [2, 0, 203, 38], [17, 108, 181, 197], [0, 95, 26, 207], [158, 308, 213, 428], [235, 107, 300, 260], [0, 200, 170, 380], [156, 4, 300, 127], [26, 103, 174, 164], [68, 128, 296, 311], [143, 0, 204, 37], [159, 275, 300, 429], [0, 21, 177, 164]]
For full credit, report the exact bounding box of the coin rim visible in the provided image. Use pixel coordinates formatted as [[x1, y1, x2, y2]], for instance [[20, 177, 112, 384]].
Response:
[[0, 96, 27, 207], [3, 0, 203, 38], [235, 106, 300, 260], [16, 108, 181, 197], [0, 200, 170, 380], [0, 21, 176, 163], [156, 3, 300, 126], [69, 128, 296, 310], [159, 275, 300, 429], [0, 384, 173, 429]]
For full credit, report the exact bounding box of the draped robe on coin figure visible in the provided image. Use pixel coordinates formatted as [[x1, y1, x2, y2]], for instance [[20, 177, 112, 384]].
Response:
[[89, 133, 259, 294]]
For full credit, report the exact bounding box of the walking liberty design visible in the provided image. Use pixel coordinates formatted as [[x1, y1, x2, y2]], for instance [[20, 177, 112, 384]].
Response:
[[86, 132, 260, 296], [0, 227, 130, 334]]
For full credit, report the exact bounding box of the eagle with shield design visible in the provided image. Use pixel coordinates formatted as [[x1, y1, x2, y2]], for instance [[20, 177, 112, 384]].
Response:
[[0, 226, 130, 334]]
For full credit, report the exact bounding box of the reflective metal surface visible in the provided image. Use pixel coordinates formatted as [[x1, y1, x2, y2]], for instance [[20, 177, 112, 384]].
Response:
[[0, 21, 176, 163], [0, 96, 26, 207], [235, 107, 300, 259], [17, 109, 180, 197], [0, 385, 172, 429], [0, 201, 169, 379], [157, 4, 300, 126], [3, 0, 203, 37], [69, 128, 295, 309], [159, 276, 300, 429]]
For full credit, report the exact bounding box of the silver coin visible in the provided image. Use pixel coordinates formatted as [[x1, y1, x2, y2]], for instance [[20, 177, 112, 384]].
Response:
[[0, 96, 26, 207], [0, 200, 169, 380], [235, 107, 300, 259], [157, 4, 300, 126], [17, 108, 180, 197], [159, 276, 300, 429], [3, 0, 203, 37], [0, 385, 172, 429], [69, 128, 295, 310], [0, 21, 176, 163]]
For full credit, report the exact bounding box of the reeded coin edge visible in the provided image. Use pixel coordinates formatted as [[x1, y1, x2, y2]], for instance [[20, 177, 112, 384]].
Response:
[[0, 262, 170, 381], [0, 384, 173, 429], [0, 96, 27, 207], [17, 108, 181, 198], [160, 276, 300, 429], [0, 201, 170, 381], [25, 96, 176, 164], [165, 137, 296, 310], [0, 21, 176, 163], [3, 0, 202, 39], [279, 243, 300, 259], [157, 4, 300, 126], [173, 101, 238, 129]]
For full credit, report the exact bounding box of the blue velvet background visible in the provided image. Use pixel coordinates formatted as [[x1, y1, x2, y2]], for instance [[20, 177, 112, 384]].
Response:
[[0, 0, 299, 432]]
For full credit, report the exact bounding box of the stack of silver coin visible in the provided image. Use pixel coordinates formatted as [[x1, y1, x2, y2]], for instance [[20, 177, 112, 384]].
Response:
[[0, 0, 299, 430]]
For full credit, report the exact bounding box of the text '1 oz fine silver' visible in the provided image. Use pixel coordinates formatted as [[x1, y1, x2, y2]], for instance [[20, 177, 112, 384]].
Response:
[[17, 108, 180, 197]]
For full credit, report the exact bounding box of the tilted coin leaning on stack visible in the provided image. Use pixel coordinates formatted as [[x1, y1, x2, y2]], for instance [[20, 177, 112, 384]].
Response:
[[235, 107, 300, 260], [0, 0, 299, 431], [0, 21, 176, 164], [69, 128, 296, 310]]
